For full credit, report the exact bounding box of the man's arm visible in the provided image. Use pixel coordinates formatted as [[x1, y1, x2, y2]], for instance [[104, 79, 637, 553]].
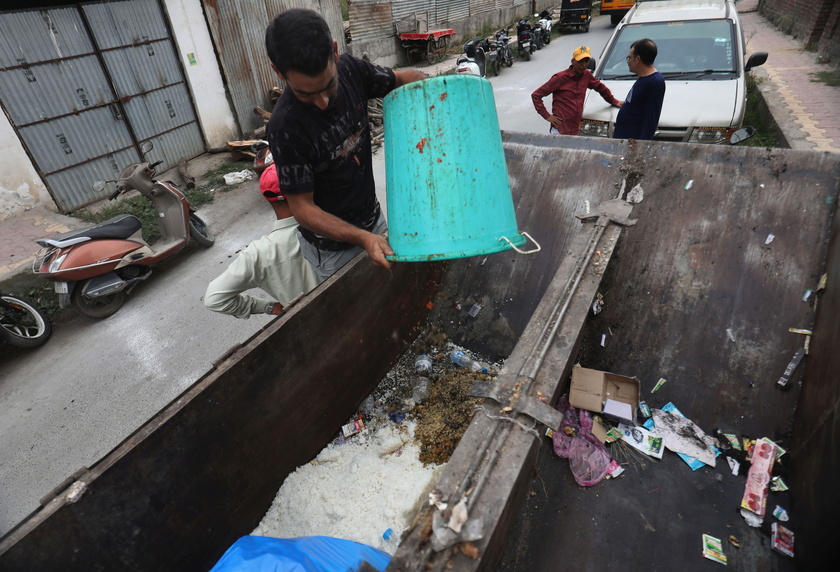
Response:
[[531, 75, 563, 128], [286, 192, 394, 269], [394, 69, 429, 88], [590, 76, 622, 107], [204, 253, 273, 319]]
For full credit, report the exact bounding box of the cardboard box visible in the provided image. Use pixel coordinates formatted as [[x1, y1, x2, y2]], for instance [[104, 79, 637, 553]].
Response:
[[569, 366, 641, 425]]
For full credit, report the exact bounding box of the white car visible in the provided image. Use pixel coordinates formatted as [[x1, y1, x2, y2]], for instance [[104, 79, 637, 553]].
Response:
[[580, 0, 768, 143]]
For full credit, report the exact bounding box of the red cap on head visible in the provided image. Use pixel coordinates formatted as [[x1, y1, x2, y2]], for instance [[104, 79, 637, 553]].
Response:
[[259, 165, 285, 202]]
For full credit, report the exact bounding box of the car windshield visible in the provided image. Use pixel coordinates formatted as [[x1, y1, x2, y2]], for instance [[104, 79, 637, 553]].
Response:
[[599, 20, 737, 79]]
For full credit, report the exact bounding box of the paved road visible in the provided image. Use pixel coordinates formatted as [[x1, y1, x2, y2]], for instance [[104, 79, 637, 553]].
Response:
[[0, 15, 616, 537]]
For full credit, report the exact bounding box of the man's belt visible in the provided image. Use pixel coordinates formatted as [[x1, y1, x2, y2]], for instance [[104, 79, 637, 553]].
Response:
[[302, 205, 381, 251]]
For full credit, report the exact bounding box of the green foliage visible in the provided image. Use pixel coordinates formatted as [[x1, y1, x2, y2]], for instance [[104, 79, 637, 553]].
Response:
[[742, 73, 782, 147], [809, 70, 840, 86], [22, 281, 60, 319], [341, 0, 348, 21]]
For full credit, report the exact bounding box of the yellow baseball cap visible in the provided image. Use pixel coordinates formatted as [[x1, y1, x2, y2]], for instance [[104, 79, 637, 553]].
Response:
[[573, 46, 592, 61]]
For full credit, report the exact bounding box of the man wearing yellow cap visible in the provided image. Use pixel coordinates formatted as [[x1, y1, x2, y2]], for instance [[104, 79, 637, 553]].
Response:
[[532, 46, 622, 135]]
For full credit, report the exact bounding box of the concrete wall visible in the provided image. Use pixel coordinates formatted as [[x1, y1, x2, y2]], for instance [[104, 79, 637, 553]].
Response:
[[760, 0, 840, 62], [164, 0, 238, 149], [0, 115, 57, 218]]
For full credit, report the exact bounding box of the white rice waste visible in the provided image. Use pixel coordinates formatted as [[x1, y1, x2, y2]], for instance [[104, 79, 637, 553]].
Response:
[[252, 418, 441, 554]]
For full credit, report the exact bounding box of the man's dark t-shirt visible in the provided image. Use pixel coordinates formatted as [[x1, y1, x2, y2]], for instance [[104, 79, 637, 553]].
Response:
[[613, 71, 666, 140], [267, 54, 395, 250]]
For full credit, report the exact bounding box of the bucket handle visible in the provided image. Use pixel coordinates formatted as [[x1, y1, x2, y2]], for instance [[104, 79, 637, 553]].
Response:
[[498, 231, 541, 255]]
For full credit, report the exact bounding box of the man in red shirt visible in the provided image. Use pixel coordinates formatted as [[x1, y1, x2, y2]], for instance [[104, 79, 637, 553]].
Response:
[[532, 46, 623, 135]]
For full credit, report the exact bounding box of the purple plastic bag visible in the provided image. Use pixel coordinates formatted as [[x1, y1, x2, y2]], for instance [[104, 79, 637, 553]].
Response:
[[552, 396, 611, 486]]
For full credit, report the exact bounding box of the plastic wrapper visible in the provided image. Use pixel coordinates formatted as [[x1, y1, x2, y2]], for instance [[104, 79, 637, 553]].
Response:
[[552, 396, 611, 486]]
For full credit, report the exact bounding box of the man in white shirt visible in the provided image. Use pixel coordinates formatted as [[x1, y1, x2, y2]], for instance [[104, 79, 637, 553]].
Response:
[[204, 166, 319, 318]]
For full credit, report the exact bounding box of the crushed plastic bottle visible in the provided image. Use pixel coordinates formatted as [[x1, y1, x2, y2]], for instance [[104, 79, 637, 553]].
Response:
[[450, 350, 487, 374], [411, 376, 430, 403], [358, 395, 375, 414], [414, 353, 432, 373]]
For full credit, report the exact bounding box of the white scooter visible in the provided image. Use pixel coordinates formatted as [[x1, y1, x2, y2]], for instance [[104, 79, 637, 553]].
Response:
[[537, 11, 552, 45], [456, 38, 488, 76]]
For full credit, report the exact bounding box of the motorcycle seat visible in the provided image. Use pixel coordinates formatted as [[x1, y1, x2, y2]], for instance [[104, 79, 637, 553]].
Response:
[[37, 214, 142, 248]]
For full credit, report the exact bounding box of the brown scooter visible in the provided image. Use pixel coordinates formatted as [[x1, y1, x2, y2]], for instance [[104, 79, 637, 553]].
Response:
[[32, 142, 214, 319]]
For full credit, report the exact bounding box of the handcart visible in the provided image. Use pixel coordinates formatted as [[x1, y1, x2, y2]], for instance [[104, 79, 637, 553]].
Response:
[[557, 0, 593, 33], [399, 28, 456, 65]]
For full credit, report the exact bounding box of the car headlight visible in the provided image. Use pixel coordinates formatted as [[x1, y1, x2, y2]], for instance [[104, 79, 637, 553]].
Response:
[[689, 128, 727, 143], [579, 120, 609, 138]]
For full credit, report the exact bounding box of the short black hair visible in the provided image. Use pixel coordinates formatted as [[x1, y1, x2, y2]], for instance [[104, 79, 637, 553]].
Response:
[[631, 38, 658, 66], [265, 9, 334, 76]]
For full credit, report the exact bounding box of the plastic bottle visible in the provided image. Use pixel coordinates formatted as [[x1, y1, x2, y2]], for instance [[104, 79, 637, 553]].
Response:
[[450, 350, 487, 374], [411, 376, 430, 403], [414, 353, 432, 373]]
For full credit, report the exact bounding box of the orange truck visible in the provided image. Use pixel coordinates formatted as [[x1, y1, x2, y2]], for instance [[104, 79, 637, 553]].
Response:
[[600, 0, 636, 25]]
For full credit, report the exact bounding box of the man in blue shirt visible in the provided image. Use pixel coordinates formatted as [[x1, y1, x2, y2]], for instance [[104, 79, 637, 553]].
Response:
[[613, 39, 665, 140]]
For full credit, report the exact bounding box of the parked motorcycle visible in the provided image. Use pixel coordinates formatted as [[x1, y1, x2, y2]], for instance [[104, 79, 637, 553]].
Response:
[[0, 293, 51, 348], [32, 141, 215, 319], [456, 37, 500, 77], [494, 28, 515, 69], [532, 16, 544, 51], [537, 11, 553, 45], [456, 38, 487, 76], [516, 18, 536, 61]]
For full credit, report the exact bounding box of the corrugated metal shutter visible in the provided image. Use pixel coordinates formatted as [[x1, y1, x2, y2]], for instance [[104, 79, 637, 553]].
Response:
[[471, 0, 497, 19], [348, 1, 394, 44], [82, 0, 204, 168], [438, 0, 471, 25], [204, 0, 345, 133], [0, 0, 203, 213], [391, 0, 436, 30]]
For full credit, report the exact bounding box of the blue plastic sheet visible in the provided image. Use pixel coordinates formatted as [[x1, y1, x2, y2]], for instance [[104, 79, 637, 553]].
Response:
[[210, 535, 391, 572]]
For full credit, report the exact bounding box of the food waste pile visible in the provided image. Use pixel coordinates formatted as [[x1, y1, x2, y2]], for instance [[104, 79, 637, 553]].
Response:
[[253, 332, 501, 553]]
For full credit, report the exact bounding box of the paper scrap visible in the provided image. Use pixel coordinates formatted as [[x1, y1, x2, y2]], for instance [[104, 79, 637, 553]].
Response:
[[651, 377, 667, 393], [702, 534, 727, 565], [722, 433, 741, 450], [606, 460, 625, 478], [765, 233, 775, 245], [770, 476, 789, 492], [740, 437, 778, 524], [771, 523, 794, 557], [652, 408, 717, 466], [618, 423, 664, 459], [727, 457, 740, 476]]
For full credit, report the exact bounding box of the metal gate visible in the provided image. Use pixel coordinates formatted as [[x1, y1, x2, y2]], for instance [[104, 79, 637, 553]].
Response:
[[203, 0, 346, 135], [0, 0, 205, 213]]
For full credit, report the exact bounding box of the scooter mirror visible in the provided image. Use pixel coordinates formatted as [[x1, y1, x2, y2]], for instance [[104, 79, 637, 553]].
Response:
[[140, 141, 154, 154], [587, 58, 596, 71], [93, 180, 107, 193], [729, 125, 755, 145]]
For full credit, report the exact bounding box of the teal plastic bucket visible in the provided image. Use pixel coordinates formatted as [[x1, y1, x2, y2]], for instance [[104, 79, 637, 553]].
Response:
[[383, 75, 526, 262]]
